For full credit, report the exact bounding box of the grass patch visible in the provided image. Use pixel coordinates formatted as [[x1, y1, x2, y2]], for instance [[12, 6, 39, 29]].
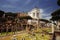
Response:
[[0, 27, 52, 40]]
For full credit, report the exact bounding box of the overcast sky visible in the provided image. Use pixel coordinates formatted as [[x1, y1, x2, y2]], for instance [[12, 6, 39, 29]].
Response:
[[0, 0, 60, 19]]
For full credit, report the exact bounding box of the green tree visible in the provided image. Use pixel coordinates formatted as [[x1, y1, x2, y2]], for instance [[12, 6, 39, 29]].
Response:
[[5, 12, 17, 35], [50, 9, 60, 29], [57, 0, 60, 6], [0, 10, 4, 17], [0, 10, 5, 35]]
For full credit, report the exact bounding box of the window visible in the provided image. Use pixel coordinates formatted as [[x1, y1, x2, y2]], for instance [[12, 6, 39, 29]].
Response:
[[37, 13, 39, 18], [33, 13, 35, 17]]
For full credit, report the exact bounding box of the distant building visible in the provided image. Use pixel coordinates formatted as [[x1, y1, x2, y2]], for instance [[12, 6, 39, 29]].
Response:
[[28, 8, 40, 25], [28, 8, 40, 19]]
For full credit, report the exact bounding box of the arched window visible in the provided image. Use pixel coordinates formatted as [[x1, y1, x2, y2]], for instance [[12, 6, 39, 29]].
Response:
[[33, 13, 35, 17], [37, 13, 39, 18]]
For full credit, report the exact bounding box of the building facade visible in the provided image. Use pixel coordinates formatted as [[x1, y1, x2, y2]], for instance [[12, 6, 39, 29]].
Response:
[[28, 8, 40, 25]]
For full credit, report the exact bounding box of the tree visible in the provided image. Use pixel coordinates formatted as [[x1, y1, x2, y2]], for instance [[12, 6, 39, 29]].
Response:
[[57, 0, 60, 6], [51, 9, 60, 21], [0, 10, 5, 35], [5, 12, 17, 35], [50, 9, 60, 29], [0, 10, 4, 17]]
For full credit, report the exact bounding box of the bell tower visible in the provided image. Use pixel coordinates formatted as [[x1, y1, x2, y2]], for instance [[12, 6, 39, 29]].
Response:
[[28, 7, 40, 19], [28, 7, 40, 25]]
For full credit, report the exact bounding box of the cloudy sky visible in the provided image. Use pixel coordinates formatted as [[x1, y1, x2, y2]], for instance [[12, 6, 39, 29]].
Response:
[[0, 0, 60, 20]]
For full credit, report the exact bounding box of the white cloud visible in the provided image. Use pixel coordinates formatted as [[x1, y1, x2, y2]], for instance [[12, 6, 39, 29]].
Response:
[[39, 9, 44, 18], [44, 16, 51, 20], [41, 13, 51, 20], [40, 9, 44, 13], [39, 9, 51, 20]]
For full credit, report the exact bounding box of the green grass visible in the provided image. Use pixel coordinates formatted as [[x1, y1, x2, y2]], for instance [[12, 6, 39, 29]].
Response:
[[14, 33, 51, 40], [0, 33, 51, 40], [0, 32, 6, 36], [0, 32, 14, 37], [0, 27, 52, 40]]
